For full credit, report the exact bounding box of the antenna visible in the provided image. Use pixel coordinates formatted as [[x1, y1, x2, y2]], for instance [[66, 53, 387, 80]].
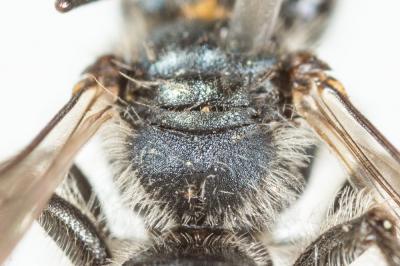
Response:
[[55, 0, 102, 12]]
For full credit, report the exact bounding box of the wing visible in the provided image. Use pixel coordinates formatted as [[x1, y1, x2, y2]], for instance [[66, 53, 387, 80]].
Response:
[[288, 52, 400, 219], [0, 62, 120, 263], [227, 0, 283, 52]]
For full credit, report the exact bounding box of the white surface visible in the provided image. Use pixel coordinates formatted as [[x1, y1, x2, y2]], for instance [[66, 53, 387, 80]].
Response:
[[1, 0, 400, 265]]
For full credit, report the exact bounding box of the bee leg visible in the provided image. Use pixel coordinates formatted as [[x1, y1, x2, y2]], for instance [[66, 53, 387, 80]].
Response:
[[277, 0, 337, 49], [41, 153, 114, 265], [293, 208, 400, 266], [68, 165, 101, 214], [58, 164, 107, 232], [282, 51, 400, 219], [73, 54, 128, 96], [41, 55, 126, 216], [0, 55, 124, 263], [38, 194, 111, 265]]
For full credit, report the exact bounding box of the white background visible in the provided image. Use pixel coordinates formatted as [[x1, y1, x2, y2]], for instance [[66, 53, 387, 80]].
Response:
[[1, 0, 400, 265]]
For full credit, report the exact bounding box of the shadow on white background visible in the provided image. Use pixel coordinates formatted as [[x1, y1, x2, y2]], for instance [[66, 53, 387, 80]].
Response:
[[0, 0, 399, 265]]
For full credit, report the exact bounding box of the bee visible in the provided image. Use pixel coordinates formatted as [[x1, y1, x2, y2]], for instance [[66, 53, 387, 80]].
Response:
[[1, 0, 400, 265]]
